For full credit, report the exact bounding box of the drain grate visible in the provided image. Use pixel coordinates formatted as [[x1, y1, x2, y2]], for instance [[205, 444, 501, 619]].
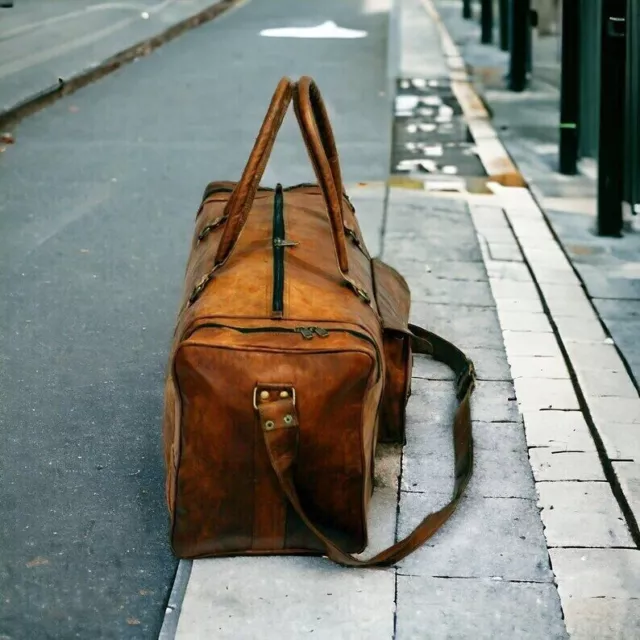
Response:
[[391, 77, 486, 179]]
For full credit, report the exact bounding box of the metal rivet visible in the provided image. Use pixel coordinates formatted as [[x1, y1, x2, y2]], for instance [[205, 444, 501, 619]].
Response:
[[279, 390, 289, 398], [265, 420, 275, 430], [283, 415, 293, 425], [260, 390, 270, 400]]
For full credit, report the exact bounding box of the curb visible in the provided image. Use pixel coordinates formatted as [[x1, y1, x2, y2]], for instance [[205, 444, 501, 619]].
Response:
[[419, 0, 526, 188], [0, 0, 243, 129]]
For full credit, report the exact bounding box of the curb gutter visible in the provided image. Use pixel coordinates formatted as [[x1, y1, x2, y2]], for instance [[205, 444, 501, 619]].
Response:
[[0, 0, 243, 130]]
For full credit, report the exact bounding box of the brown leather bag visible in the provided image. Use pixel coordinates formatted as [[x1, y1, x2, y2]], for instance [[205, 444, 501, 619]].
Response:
[[162, 77, 475, 567]]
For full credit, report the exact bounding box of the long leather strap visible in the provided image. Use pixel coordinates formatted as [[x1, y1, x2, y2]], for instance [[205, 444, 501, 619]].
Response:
[[256, 324, 475, 567]]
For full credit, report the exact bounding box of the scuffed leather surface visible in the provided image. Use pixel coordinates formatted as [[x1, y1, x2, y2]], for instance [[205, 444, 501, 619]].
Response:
[[372, 259, 413, 444]]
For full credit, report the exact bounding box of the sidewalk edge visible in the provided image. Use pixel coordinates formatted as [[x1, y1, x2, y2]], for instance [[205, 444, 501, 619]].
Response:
[[158, 560, 193, 640], [0, 0, 242, 129]]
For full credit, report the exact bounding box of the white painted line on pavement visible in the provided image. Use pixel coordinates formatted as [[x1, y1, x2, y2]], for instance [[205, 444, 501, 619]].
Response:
[[259, 21, 367, 39]]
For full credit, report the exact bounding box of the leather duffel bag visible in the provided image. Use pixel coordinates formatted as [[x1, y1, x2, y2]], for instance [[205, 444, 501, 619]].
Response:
[[162, 76, 475, 566]]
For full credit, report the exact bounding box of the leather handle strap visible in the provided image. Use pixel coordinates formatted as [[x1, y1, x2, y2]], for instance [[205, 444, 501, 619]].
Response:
[[214, 77, 351, 279], [257, 324, 475, 567], [293, 77, 350, 274], [215, 77, 294, 266]]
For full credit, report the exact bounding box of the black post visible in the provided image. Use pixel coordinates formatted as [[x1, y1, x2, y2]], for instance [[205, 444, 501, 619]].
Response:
[[481, 0, 494, 44], [509, 0, 530, 91], [463, 0, 472, 20], [597, 0, 627, 236], [499, 0, 510, 51], [559, 0, 580, 174]]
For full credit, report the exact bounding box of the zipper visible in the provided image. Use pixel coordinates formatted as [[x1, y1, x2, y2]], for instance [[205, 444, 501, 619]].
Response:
[[187, 322, 381, 381], [272, 184, 285, 317]]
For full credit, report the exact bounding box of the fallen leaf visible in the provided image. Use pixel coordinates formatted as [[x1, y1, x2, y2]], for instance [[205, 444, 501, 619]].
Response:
[[26, 557, 49, 568], [0, 132, 14, 144], [69, 106, 79, 113], [126, 617, 141, 626], [139, 589, 152, 596]]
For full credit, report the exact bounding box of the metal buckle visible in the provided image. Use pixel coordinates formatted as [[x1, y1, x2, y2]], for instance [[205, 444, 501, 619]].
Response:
[[253, 386, 296, 410], [456, 361, 476, 399]]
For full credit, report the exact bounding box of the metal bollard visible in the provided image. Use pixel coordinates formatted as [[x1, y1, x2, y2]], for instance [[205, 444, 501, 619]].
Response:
[[508, 0, 531, 91], [481, 0, 494, 44], [559, 0, 580, 175], [597, 0, 628, 236]]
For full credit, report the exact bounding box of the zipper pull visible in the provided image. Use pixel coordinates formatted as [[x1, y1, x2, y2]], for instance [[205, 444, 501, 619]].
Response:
[[295, 327, 315, 340], [273, 238, 299, 248], [312, 327, 330, 338]]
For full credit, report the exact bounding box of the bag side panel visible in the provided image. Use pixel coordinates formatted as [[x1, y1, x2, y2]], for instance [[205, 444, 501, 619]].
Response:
[[372, 258, 413, 444], [170, 338, 380, 558]]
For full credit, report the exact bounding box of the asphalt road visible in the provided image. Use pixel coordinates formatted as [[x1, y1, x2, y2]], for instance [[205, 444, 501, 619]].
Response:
[[0, 0, 392, 637]]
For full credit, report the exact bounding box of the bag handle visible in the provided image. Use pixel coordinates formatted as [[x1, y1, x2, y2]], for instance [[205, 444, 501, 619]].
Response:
[[215, 77, 294, 267], [293, 77, 349, 274], [255, 324, 475, 567], [214, 77, 350, 277]]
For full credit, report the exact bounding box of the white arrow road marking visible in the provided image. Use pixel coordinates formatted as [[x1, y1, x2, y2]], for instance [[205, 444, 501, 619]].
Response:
[[259, 21, 367, 39]]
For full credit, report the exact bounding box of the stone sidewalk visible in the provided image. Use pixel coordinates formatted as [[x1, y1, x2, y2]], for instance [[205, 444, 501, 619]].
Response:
[[171, 186, 567, 640]]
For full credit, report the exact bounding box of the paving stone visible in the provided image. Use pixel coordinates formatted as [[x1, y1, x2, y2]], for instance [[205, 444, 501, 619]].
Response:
[[510, 220, 557, 246], [467, 348, 512, 381], [365, 444, 401, 556], [176, 557, 395, 640], [504, 332, 562, 358], [474, 223, 517, 242], [553, 313, 609, 343], [589, 397, 640, 425], [410, 303, 504, 351], [582, 275, 640, 300], [513, 378, 579, 410], [576, 368, 639, 399], [600, 426, 640, 461], [469, 203, 509, 231], [497, 310, 553, 332], [490, 279, 539, 300], [522, 410, 596, 452], [537, 482, 634, 548], [403, 422, 534, 498], [508, 356, 570, 379], [613, 461, 640, 515], [522, 247, 572, 270], [543, 289, 597, 317], [397, 492, 553, 582], [485, 262, 532, 282], [549, 548, 640, 598], [561, 597, 640, 640], [487, 242, 524, 262], [384, 234, 482, 264], [565, 342, 626, 371], [594, 298, 640, 321], [495, 297, 545, 313], [529, 448, 605, 482], [402, 274, 494, 306], [532, 267, 582, 286], [405, 378, 519, 427], [395, 576, 568, 640], [385, 257, 488, 282]]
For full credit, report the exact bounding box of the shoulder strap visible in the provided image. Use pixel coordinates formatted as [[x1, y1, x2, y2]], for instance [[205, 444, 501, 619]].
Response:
[[256, 324, 475, 567]]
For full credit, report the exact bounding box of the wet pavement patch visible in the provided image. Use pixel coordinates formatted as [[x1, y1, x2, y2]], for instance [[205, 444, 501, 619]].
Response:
[[391, 77, 486, 179]]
